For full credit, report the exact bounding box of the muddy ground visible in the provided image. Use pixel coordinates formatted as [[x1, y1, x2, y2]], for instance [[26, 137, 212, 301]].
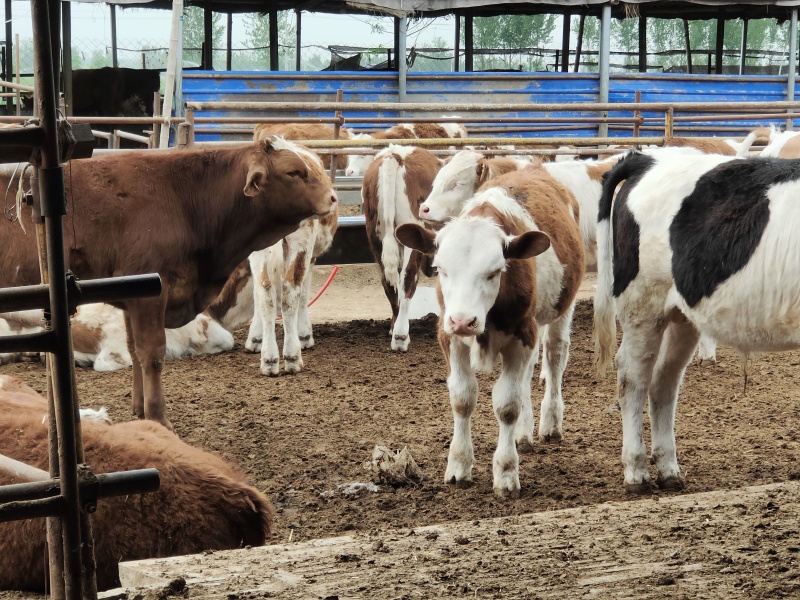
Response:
[[1, 267, 800, 598]]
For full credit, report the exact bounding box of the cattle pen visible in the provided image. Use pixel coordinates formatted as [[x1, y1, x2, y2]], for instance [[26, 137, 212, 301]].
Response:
[[2, 0, 800, 598]]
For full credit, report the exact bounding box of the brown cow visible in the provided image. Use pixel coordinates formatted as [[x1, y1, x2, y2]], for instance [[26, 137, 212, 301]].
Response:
[[253, 123, 354, 169], [0, 137, 337, 428], [361, 145, 442, 351], [664, 136, 739, 156], [397, 165, 584, 497], [0, 375, 273, 592]]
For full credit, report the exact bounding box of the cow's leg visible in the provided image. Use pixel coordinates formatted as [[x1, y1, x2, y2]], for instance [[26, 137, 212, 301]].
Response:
[[694, 333, 717, 366], [649, 320, 700, 491], [379, 272, 400, 340], [125, 297, 171, 430], [391, 248, 420, 352], [493, 339, 534, 498], [445, 338, 478, 486], [281, 249, 312, 374], [245, 254, 264, 352], [616, 321, 664, 493], [515, 332, 540, 454], [538, 303, 575, 444], [297, 259, 315, 350], [124, 312, 145, 419], [252, 259, 280, 376], [538, 323, 549, 382]]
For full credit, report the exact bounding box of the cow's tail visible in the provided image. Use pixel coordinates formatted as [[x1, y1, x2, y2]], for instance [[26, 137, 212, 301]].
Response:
[[378, 150, 402, 291], [592, 150, 652, 378], [736, 126, 773, 157]]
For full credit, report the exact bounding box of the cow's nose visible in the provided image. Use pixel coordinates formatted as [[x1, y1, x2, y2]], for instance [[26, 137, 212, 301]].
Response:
[[330, 192, 339, 205], [449, 315, 478, 335], [345, 169, 354, 176], [419, 205, 430, 218]]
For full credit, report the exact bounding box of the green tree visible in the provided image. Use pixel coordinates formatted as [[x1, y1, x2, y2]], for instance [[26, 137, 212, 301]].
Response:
[[573, 15, 600, 71], [467, 14, 558, 70], [182, 6, 224, 67], [244, 10, 296, 70]]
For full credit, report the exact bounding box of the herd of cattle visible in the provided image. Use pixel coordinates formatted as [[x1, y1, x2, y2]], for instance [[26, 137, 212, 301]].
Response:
[[0, 118, 798, 590]]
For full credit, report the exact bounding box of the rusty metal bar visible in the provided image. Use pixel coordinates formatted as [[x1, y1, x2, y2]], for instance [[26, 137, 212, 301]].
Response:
[[0, 330, 55, 354], [186, 100, 800, 114], [0, 495, 65, 521]]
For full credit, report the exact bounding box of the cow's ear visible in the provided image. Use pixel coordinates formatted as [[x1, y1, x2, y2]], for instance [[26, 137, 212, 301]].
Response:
[[476, 159, 491, 188], [504, 231, 550, 260], [259, 135, 279, 153], [396, 223, 436, 255], [244, 164, 269, 197]]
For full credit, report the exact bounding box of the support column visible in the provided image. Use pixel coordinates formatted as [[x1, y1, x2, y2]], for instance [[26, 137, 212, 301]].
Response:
[[295, 9, 302, 71], [110, 4, 118, 68], [598, 5, 611, 138], [62, 0, 73, 116], [465, 15, 473, 72], [683, 19, 693, 74], [393, 17, 400, 69], [4, 0, 11, 114], [574, 13, 585, 72], [398, 16, 407, 103], [561, 12, 570, 72], [638, 15, 647, 72], [203, 0, 213, 70], [454, 15, 460, 72], [787, 9, 798, 130], [715, 16, 725, 74], [269, 8, 278, 70], [739, 18, 748, 75], [226, 12, 232, 71]]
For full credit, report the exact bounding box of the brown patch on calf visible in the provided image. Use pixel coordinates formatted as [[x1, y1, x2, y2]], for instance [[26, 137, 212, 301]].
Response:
[[71, 321, 102, 354], [777, 134, 800, 158], [286, 250, 308, 288], [586, 158, 619, 183], [665, 137, 737, 156], [203, 259, 251, 323]]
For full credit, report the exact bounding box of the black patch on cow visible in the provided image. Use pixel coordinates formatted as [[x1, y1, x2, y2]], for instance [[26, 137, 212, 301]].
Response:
[[670, 158, 800, 307], [599, 151, 655, 297]]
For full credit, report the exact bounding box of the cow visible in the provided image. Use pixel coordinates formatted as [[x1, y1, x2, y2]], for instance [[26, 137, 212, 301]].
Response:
[[361, 145, 443, 351], [737, 125, 800, 159], [396, 165, 585, 497], [664, 136, 740, 156], [0, 375, 274, 592], [345, 122, 467, 177], [0, 136, 338, 429], [593, 150, 800, 493], [245, 211, 338, 375], [253, 123, 354, 170]]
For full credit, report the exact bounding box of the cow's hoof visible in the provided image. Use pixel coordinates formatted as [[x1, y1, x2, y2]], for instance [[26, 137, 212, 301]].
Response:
[[245, 338, 262, 353], [624, 481, 653, 495], [299, 335, 314, 349], [446, 477, 474, 489], [657, 474, 685, 491], [539, 431, 563, 444], [516, 438, 535, 454], [391, 335, 410, 352], [260, 358, 279, 376], [284, 356, 303, 374], [494, 486, 520, 500]]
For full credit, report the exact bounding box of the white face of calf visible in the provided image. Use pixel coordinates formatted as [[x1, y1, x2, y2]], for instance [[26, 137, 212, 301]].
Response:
[[345, 134, 375, 177], [419, 151, 482, 222], [396, 218, 550, 337]]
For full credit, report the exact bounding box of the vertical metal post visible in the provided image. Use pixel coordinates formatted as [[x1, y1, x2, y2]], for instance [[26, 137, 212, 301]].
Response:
[[665, 107, 674, 141], [4, 0, 11, 114], [739, 18, 748, 75], [454, 15, 460, 72], [203, 0, 213, 70], [110, 4, 117, 68], [269, 8, 278, 70], [15, 33, 20, 116], [788, 9, 798, 130], [62, 0, 73, 116], [30, 2, 84, 599], [465, 15, 473, 72], [633, 90, 641, 138], [393, 17, 400, 70], [226, 13, 232, 71], [398, 16, 407, 105], [715, 16, 724, 74], [683, 19, 693, 74], [598, 5, 611, 139], [561, 12, 570, 72], [574, 13, 585, 72], [295, 9, 302, 71], [638, 15, 647, 72], [330, 88, 343, 183]]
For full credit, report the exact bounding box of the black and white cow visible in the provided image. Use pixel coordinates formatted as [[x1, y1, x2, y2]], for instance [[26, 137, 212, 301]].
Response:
[[594, 150, 800, 493]]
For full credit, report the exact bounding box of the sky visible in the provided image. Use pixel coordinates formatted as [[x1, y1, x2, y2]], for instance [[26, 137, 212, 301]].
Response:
[[1, 1, 459, 49]]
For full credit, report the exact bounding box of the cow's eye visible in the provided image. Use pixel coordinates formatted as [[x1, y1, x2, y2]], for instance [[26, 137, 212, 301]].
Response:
[[437, 268, 447, 278], [288, 170, 306, 178], [487, 269, 501, 281]]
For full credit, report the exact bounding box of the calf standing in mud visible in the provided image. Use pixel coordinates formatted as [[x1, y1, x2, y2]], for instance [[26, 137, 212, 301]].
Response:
[[397, 166, 584, 498]]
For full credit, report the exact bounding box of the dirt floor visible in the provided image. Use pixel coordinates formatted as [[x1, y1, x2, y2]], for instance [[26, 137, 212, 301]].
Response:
[[2, 265, 800, 598]]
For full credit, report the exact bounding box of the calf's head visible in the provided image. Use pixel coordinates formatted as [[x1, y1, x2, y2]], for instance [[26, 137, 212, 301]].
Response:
[[245, 136, 338, 218], [344, 133, 375, 177], [396, 218, 549, 336], [420, 150, 485, 223]]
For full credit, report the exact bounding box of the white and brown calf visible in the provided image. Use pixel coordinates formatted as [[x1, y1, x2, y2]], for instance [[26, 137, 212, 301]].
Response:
[[245, 212, 338, 375], [397, 166, 584, 497], [594, 151, 800, 493], [361, 145, 443, 351], [346, 122, 467, 177]]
